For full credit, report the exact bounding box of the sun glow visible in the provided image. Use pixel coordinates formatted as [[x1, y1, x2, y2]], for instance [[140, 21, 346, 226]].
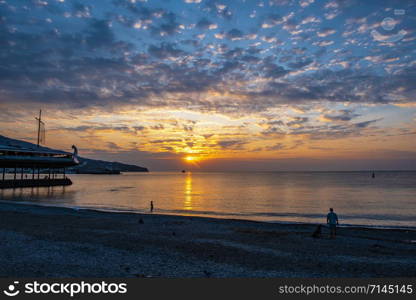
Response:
[[184, 156, 198, 162]]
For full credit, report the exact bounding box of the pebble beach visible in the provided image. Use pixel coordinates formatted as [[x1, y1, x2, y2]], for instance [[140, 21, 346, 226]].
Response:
[[0, 202, 415, 278]]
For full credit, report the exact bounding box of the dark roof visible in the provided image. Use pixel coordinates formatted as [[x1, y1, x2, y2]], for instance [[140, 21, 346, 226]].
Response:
[[0, 135, 77, 168], [0, 135, 71, 155]]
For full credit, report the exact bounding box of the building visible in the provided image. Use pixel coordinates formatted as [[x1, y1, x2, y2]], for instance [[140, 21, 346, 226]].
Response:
[[0, 143, 78, 189]]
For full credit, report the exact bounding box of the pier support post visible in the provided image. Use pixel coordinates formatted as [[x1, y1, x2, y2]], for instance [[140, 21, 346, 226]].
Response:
[[37, 168, 40, 180], [14, 167, 16, 180], [32, 167, 35, 180], [21, 168, 24, 180], [2, 168, 4, 181]]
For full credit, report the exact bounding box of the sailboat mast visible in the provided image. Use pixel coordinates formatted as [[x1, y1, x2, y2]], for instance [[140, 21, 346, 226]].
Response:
[[36, 109, 42, 147]]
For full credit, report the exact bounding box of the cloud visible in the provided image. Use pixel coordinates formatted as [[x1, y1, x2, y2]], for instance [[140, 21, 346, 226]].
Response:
[[313, 40, 334, 47], [149, 12, 181, 36], [225, 28, 244, 40], [196, 18, 217, 30], [325, 11, 340, 20], [317, 28, 336, 37], [262, 63, 289, 78], [0, 0, 414, 116], [354, 119, 382, 128], [299, 0, 314, 8], [287, 117, 309, 127], [150, 139, 183, 144], [148, 43, 185, 59], [261, 14, 284, 28], [0, 0, 415, 172], [288, 59, 314, 69], [301, 16, 321, 25], [85, 19, 114, 49], [204, 0, 233, 19], [324, 1, 339, 9], [266, 143, 286, 151], [217, 140, 247, 149], [264, 140, 304, 151], [322, 109, 360, 121], [107, 142, 122, 150], [150, 124, 165, 130], [71, 2, 93, 18]]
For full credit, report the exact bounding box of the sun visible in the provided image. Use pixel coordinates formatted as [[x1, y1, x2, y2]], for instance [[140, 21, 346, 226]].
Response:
[[184, 156, 197, 162]]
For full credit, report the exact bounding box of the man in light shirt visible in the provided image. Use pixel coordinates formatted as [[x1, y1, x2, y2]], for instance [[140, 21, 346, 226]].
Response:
[[327, 208, 339, 239]]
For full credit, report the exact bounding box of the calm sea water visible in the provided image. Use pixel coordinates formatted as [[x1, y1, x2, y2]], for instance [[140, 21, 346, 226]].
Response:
[[1, 171, 415, 228]]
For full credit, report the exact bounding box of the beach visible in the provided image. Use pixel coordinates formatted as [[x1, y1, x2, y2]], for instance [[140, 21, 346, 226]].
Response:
[[0, 202, 415, 278]]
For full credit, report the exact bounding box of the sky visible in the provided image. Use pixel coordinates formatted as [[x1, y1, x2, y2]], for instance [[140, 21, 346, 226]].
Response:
[[0, 0, 415, 171]]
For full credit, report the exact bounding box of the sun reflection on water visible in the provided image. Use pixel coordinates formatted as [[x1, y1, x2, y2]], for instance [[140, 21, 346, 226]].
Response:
[[184, 172, 193, 210]]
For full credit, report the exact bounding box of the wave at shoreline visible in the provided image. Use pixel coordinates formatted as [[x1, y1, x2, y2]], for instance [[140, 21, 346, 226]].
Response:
[[1, 199, 415, 232]]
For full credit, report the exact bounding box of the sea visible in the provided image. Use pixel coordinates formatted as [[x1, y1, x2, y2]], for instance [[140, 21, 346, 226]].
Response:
[[1, 171, 415, 228]]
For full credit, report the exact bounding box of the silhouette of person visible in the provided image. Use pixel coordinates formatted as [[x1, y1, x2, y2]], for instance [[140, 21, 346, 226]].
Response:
[[150, 201, 154, 213], [327, 208, 339, 239]]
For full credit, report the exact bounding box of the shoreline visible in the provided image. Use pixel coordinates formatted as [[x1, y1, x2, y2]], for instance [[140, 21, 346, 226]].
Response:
[[1, 201, 415, 277], [1, 199, 415, 232]]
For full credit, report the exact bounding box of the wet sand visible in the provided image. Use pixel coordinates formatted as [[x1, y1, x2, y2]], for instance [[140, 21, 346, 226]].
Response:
[[0, 202, 415, 278]]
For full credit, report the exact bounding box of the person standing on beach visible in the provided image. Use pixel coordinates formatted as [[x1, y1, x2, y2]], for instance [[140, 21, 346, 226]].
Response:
[[327, 208, 339, 239], [150, 201, 154, 213]]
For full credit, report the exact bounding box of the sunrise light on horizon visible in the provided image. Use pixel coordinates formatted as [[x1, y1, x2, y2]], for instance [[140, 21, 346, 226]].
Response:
[[0, 0, 415, 171]]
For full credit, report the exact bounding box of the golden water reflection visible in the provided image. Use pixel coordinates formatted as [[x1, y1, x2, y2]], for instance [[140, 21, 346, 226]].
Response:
[[184, 172, 193, 210]]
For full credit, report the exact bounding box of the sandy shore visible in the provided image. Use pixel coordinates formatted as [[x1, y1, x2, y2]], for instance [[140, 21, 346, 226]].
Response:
[[0, 202, 415, 278]]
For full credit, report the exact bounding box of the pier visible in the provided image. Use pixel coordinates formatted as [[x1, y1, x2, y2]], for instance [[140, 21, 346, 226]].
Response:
[[0, 178, 72, 189], [0, 146, 78, 189], [0, 110, 79, 189]]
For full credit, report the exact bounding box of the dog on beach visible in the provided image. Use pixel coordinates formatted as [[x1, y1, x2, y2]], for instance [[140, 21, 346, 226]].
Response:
[[312, 224, 322, 238]]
